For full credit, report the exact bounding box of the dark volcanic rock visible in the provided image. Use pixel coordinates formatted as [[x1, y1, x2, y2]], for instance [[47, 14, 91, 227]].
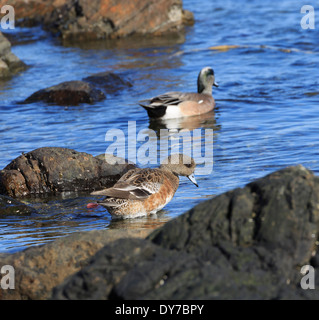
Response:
[[0, 147, 135, 197], [0, 194, 36, 215], [52, 238, 171, 300], [150, 165, 319, 260], [23, 80, 105, 105], [0, 229, 152, 300], [51, 165, 319, 300], [83, 72, 132, 94]]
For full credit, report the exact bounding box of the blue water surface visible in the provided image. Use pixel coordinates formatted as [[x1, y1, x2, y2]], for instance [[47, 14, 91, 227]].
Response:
[[0, 0, 319, 252]]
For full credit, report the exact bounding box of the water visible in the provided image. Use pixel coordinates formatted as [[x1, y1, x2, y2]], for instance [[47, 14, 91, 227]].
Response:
[[1, 0, 319, 253]]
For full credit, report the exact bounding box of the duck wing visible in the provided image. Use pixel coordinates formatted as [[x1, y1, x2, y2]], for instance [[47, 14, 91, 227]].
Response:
[[139, 92, 208, 118], [91, 168, 164, 201], [139, 92, 198, 108]]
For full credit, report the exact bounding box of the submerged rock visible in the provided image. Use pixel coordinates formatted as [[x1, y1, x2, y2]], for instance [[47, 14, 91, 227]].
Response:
[[3, 0, 194, 41], [23, 80, 105, 105], [0, 32, 27, 78], [23, 72, 132, 105], [0, 147, 135, 197], [0, 194, 36, 215], [83, 71, 132, 94], [50, 165, 319, 299]]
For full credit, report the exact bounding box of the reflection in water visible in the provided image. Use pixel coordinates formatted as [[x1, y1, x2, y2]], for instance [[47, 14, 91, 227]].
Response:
[[61, 33, 186, 51], [148, 110, 220, 132], [108, 211, 170, 231], [145, 111, 221, 176]]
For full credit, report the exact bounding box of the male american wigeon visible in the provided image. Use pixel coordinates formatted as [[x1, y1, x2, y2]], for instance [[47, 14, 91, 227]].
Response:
[[89, 154, 198, 218], [139, 67, 218, 119]]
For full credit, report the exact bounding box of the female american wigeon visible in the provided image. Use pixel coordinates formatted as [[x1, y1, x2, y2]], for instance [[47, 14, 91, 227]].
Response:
[[139, 67, 218, 119], [90, 154, 198, 218]]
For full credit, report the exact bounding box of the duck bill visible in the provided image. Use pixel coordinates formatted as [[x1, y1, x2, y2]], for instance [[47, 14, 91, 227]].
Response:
[[213, 81, 219, 87], [188, 174, 199, 187]]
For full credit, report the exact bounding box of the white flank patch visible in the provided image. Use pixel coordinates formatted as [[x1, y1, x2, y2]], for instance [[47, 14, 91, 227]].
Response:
[[161, 106, 184, 119]]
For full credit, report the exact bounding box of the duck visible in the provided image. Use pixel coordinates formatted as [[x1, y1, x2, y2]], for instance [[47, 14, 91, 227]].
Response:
[[89, 154, 198, 218], [139, 67, 218, 120]]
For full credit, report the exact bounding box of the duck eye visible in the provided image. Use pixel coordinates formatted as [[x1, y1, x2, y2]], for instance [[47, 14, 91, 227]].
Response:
[[185, 163, 193, 168]]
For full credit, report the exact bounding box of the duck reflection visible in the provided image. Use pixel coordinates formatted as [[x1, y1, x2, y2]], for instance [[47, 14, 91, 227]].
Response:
[[148, 110, 220, 133], [107, 210, 170, 230]]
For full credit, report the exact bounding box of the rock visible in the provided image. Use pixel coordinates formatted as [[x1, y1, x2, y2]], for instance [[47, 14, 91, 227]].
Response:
[[0, 229, 152, 300], [0, 147, 136, 197], [0, 31, 26, 78], [0, 58, 10, 78], [0, 0, 55, 27], [182, 9, 195, 26], [1, 0, 194, 41], [22, 72, 132, 105], [23, 80, 105, 105], [0, 194, 36, 215], [83, 71, 132, 95], [51, 165, 319, 299], [52, 238, 185, 300], [95, 153, 135, 166]]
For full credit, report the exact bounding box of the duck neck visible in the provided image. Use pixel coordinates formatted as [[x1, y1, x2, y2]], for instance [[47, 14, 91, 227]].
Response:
[[201, 87, 212, 95], [197, 81, 212, 96], [160, 166, 180, 181], [160, 166, 176, 174]]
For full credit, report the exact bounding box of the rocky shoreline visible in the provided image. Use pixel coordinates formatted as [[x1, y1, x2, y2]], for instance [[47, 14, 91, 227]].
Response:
[[0, 0, 194, 41], [1, 165, 319, 299]]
